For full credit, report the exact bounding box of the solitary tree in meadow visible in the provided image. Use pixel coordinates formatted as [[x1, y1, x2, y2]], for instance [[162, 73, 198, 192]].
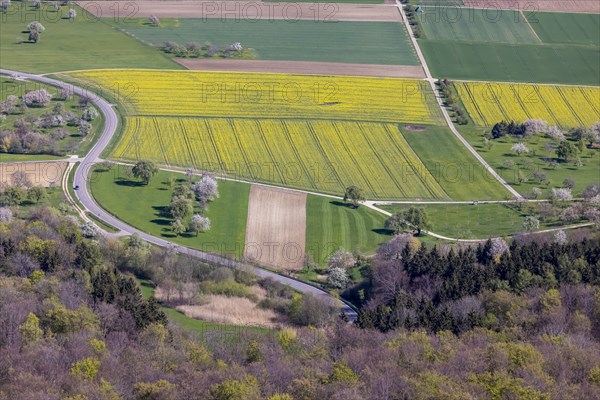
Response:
[[131, 160, 158, 185], [343, 185, 365, 208], [511, 143, 529, 156], [400, 206, 431, 236], [149, 15, 160, 27], [27, 21, 45, 34], [556, 141, 577, 162]]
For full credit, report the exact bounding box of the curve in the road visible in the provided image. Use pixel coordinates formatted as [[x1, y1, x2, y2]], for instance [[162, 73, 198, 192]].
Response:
[[0, 69, 357, 320]]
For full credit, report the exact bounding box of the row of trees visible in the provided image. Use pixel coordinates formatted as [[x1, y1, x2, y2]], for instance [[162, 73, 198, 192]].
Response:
[[161, 40, 255, 60], [437, 79, 468, 125]]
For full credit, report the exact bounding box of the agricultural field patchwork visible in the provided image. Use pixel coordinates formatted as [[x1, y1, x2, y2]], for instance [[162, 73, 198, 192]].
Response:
[[417, 9, 600, 85], [456, 82, 600, 128], [72, 70, 460, 200]]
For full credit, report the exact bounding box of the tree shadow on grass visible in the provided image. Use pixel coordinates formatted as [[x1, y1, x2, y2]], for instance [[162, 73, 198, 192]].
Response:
[[330, 201, 356, 209], [372, 228, 394, 236], [150, 218, 171, 226], [152, 205, 170, 218], [115, 178, 144, 187]]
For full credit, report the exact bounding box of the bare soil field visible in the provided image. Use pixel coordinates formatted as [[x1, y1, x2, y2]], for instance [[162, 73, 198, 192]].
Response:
[[244, 185, 307, 271], [78, 1, 401, 22], [175, 59, 426, 78], [463, 0, 600, 13], [0, 161, 67, 188]]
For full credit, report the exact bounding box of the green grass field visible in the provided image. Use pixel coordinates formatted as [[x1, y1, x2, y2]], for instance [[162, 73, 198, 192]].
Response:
[[90, 168, 249, 258], [0, 5, 177, 73], [529, 13, 600, 46], [400, 125, 512, 200], [380, 203, 563, 239], [417, 10, 600, 85], [112, 18, 420, 65], [305, 195, 390, 264]]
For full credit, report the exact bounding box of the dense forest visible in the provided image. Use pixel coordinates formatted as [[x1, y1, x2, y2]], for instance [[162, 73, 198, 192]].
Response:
[[1, 207, 600, 399]]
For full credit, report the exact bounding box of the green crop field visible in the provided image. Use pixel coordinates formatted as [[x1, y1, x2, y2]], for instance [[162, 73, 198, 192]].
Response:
[[418, 7, 540, 44], [90, 168, 250, 258], [420, 41, 600, 85], [112, 19, 420, 65], [417, 10, 600, 85], [400, 125, 512, 200], [529, 13, 600, 46], [0, 5, 178, 73], [305, 195, 389, 264]]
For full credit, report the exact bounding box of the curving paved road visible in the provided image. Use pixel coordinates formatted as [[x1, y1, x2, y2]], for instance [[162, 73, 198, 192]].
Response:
[[1, 69, 357, 320]]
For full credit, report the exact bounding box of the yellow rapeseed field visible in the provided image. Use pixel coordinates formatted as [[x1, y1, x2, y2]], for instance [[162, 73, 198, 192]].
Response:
[[113, 117, 449, 200], [456, 82, 600, 128], [71, 69, 443, 124], [70, 69, 451, 199]]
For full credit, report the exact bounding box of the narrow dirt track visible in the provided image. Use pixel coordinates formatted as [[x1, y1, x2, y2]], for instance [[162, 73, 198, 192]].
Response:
[[175, 59, 426, 78], [78, 1, 402, 22], [245, 185, 307, 271]]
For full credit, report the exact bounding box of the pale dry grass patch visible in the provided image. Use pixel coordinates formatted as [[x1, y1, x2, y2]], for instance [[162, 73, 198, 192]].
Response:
[[176, 295, 290, 328]]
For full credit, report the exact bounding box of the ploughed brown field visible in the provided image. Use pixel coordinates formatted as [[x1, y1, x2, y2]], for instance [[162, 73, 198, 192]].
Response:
[[0, 161, 67, 188], [79, 1, 402, 22], [175, 59, 426, 78], [463, 0, 600, 13], [244, 185, 307, 271]]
